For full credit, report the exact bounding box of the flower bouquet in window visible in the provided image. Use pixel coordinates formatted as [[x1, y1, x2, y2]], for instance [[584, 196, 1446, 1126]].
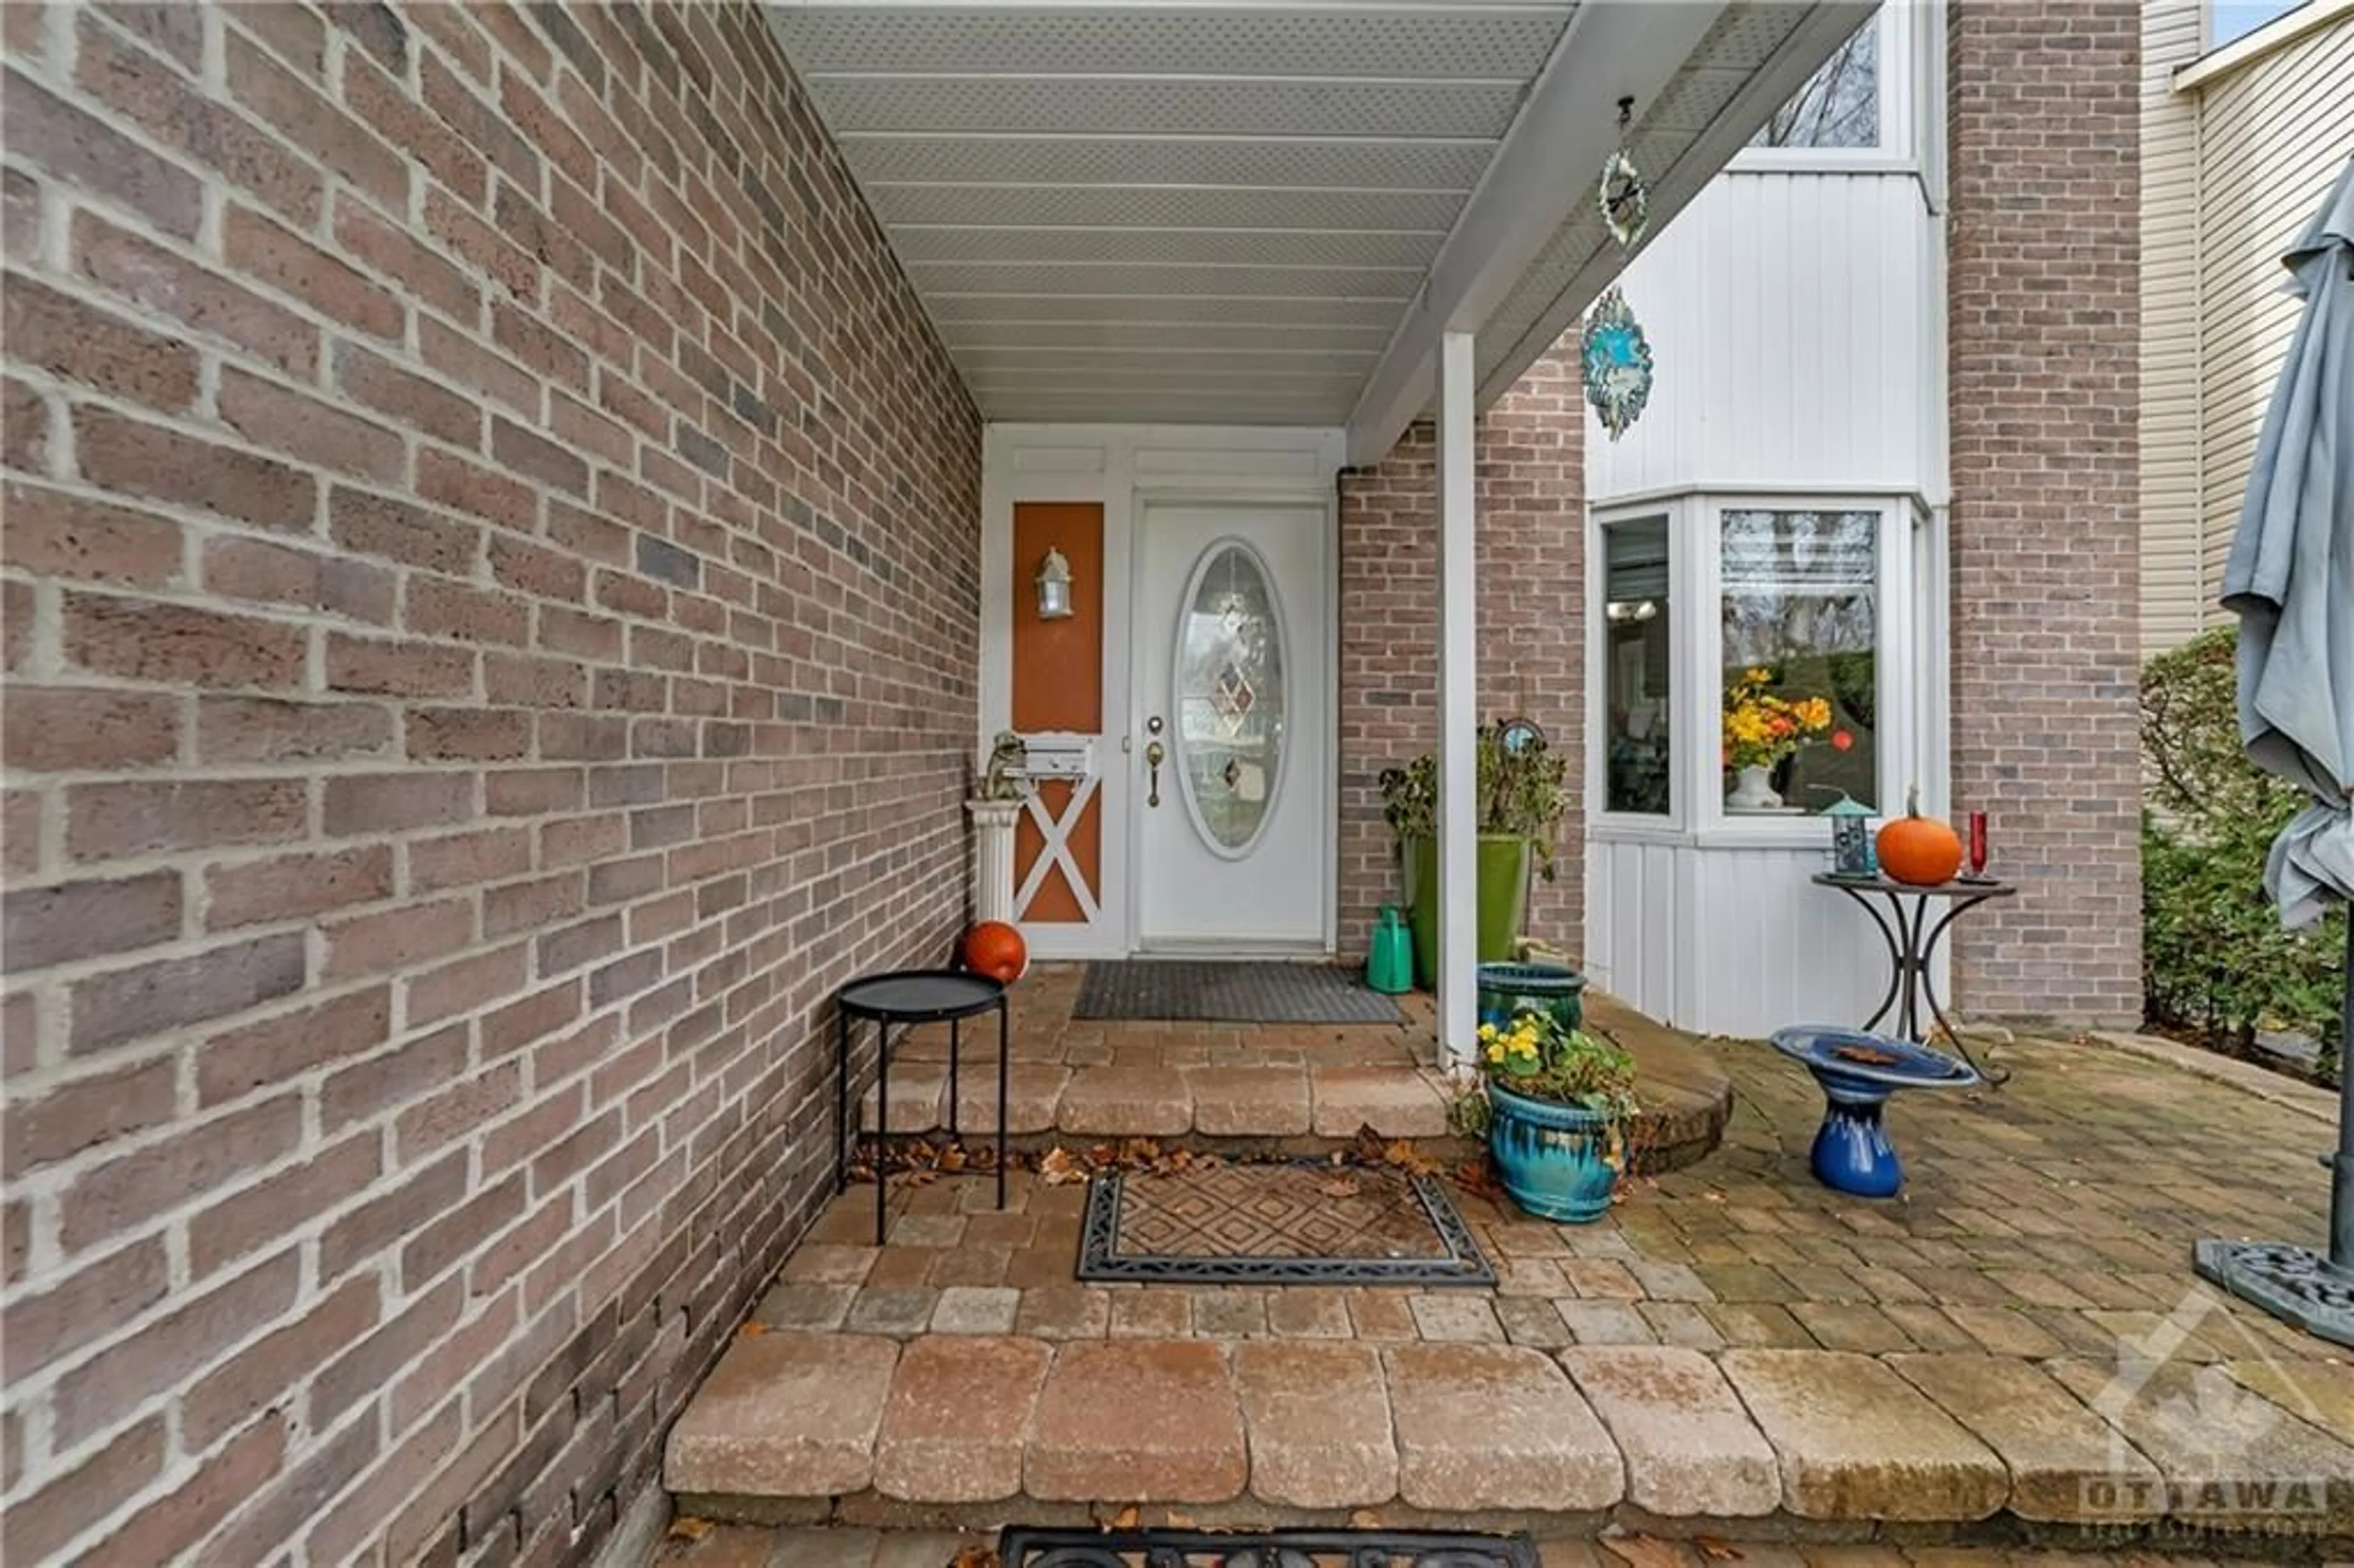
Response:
[[1721, 667, 1842, 811]]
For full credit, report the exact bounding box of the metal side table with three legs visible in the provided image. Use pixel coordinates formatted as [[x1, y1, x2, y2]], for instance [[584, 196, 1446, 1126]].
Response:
[[834, 969, 1009, 1246]]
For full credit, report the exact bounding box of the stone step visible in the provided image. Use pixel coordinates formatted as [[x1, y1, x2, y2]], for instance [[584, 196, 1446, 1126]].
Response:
[[859, 995, 1732, 1175], [661, 1330, 2354, 1539]]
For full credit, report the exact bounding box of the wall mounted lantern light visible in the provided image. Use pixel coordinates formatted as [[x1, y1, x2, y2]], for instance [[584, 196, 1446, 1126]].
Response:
[[1035, 546, 1074, 620]]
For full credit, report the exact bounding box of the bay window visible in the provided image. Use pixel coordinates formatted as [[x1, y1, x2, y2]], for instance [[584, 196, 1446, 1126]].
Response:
[[1590, 493, 1929, 836]]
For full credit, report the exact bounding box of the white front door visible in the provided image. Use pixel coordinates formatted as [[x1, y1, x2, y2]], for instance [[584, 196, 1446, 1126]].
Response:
[[1133, 502, 1328, 951]]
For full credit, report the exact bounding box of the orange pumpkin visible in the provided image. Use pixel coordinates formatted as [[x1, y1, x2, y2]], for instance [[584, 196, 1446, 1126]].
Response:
[[961, 920, 1027, 984], [1876, 788, 1964, 886]]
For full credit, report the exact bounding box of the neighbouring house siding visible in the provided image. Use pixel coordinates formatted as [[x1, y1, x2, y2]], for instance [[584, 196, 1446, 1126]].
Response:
[[0, 4, 981, 1565], [1945, 0, 2143, 1024], [2139, 0, 2206, 657], [2193, 13, 2354, 607], [1337, 348, 1585, 961], [2140, 1, 2354, 655]]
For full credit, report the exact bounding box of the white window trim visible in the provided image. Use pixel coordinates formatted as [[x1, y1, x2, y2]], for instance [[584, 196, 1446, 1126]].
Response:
[[1589, 498, 1688, 835], [1590, 491, 1931, 850], [1730, 2, 1917, 173], [1698, 493, 1910, 845]]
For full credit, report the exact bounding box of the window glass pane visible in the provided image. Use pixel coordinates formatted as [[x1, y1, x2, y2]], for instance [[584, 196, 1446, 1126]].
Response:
[[1603, 516, 1672, 816], [1720, 509, 1878, 812], [1175, 541, 1284, 852], [2209, 0, 2302, 45], [1752, 18, 1878, 148]]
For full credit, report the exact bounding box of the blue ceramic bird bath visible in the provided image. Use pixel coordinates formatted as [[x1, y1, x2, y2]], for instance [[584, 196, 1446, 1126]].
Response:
[[1766, 1026, 1979, 1198]]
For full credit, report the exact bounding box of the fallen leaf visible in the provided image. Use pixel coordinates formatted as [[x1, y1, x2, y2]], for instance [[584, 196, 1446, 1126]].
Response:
[[1110, 1504, 1141, 1530], [937, 1145, 969, 1173], [1600, 1535, 1691, 1568], [735, 1321, 768, 1338], [1830, 1044, 1900, 1066], [1450, 1158, 1507, 1203], [1317, 1175, 1363, 1199], [666, 1517, 713, 1542], [1694, 1537, 1743, 1561], [1347, 1510, 1381, 1529], [950, 1546, 1001, 1568], [1037, 1146, 1088, 1186]]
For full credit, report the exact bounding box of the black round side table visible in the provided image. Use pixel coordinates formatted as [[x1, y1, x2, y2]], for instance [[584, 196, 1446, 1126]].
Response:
[[836, 968, 1009, 1244], [1811, 873, 2017, 1087]]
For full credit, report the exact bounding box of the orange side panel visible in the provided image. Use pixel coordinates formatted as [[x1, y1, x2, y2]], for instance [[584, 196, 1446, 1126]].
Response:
[[1013, 781, 1102, 924], [1010, 502, 1104, 736]]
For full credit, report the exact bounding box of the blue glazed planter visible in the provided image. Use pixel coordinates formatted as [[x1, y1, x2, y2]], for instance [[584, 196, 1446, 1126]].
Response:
[[1485, 1080, 1619, 1224], [1476, 961, 1586, 1033]]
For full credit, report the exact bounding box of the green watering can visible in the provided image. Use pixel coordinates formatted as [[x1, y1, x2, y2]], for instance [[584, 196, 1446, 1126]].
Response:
[[1365, 905, 1415, 995]]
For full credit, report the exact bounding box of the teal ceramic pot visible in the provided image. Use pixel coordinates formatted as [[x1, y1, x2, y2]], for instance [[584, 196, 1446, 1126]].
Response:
[[1486, 1080, 1618, 1224], [1476, 961, 1586, 1033]]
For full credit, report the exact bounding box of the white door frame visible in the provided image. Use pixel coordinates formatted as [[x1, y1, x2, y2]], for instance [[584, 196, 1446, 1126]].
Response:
[[1125, 489, 1341, 957], [979, 425, 1345, 961]]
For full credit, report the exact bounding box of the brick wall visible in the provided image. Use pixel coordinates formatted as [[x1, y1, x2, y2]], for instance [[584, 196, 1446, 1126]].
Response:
[[1337, 348, 1585, 961], [1945, 0, 2142, 1024], [1, 4, 981, 1564]]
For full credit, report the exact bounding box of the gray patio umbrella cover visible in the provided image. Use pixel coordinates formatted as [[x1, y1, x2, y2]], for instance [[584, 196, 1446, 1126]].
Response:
[[2220, 154, 2354, 931], [2200, 154, 2354, 1347]]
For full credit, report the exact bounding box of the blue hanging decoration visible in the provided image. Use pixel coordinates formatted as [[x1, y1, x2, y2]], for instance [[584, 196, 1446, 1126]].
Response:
[[1581, 285, 1653, 441], [1584, 96, 1654, 440]]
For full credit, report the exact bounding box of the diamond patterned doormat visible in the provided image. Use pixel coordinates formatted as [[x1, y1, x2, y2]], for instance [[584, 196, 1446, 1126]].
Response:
[[1076, 1160, 1495, 1286], [1072, 959, 1403, 1024], [999, 1527, 1537, 1568]]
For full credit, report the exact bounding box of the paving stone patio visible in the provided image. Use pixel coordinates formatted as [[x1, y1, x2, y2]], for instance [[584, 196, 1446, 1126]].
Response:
[[858, 965, 1731, 1167], [670, 976, 2354, 1548]]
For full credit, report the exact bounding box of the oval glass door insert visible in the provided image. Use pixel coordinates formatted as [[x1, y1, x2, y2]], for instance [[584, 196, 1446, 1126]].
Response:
[[1173, 539, 1287, 856]]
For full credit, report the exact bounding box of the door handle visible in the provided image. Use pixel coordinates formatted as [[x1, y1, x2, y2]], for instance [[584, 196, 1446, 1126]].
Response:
[[1144, 740, 1165, 807]]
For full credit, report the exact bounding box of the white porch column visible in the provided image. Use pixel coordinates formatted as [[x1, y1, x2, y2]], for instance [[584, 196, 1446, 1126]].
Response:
[[1435, 331, 1477, 1071]]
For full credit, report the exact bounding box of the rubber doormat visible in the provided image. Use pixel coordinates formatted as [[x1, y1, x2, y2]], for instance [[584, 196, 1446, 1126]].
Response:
[[1072, 959, 1403, 1024], [1076, 1160, 1495, 1286], [999, 1527, 1537, 1567]]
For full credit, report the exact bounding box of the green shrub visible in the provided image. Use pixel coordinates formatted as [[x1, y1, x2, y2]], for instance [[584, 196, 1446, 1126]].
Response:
[[2141, 627, 2343, 1083]]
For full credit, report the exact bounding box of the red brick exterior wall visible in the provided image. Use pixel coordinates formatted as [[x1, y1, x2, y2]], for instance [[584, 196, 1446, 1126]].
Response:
[[1338, 348, 1585, 960], [0, 5, 980, 1564], [1945, 0, 2143, 1024]]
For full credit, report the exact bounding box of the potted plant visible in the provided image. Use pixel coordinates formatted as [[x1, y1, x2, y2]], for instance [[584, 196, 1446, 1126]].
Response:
[[1378, 722, 1567, 988], [1463, 1009, 1639, 1223], [1721, 666, 1845, 811]]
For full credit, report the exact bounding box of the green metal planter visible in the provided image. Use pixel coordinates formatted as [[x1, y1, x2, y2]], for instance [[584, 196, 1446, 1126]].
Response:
[[1401, 834, 1532, 991]]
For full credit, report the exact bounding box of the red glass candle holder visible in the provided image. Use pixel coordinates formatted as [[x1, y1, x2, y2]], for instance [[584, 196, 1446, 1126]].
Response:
[[1967, 810, 1989, 877]]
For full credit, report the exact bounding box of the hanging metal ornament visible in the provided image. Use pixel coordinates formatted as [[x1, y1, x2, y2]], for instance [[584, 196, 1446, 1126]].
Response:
[[1581, 284, 1653, 441], [1598, 95, 1649, 249]]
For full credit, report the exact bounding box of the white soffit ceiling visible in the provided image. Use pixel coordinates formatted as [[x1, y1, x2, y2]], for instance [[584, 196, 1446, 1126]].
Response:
[[764, 1, 1872, 435]]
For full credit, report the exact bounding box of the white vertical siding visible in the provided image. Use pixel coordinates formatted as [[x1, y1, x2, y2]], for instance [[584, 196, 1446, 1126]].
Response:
[[1586, 171, 1937, 501], [2139, 0, 2206, 657], [1587, 839, 1938, 1038], [2193, 18, 2354, 611]]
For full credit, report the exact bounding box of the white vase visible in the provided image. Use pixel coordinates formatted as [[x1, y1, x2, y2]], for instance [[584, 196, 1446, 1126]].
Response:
[[1726, 764, 1783, 812]]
